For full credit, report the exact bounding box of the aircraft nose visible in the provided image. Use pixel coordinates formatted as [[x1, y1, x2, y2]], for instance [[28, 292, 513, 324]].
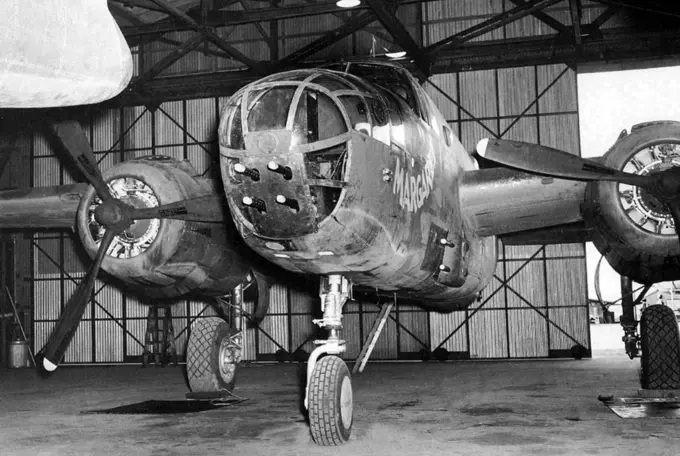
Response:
[[219, 81, 351, 239]]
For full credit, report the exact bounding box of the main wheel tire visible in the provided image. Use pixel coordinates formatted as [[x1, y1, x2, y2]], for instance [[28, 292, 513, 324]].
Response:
[[186, 317, 237, 393], [640, 305, 680, 389], [308, 356, 353, 446]]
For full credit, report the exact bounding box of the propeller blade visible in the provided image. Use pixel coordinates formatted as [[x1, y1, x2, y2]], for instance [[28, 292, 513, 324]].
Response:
[[129, 194, 226, 222], [49, 120, 115, 203], [476, 138, 654, 188], [41, 229, 115, 371]]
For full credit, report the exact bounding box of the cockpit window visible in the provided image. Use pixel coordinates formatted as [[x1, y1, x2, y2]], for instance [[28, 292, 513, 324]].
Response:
[[292, 90, 347, 145], [224, 96, 245, 150], [338, 95, 370, 135], [247, 87, 296, 132], [309, 75, 353, 92]]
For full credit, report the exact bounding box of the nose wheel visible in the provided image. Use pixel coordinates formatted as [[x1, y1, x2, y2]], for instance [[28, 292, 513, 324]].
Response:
[[305, 275, 353, 445], [308, 355, 353, 445]]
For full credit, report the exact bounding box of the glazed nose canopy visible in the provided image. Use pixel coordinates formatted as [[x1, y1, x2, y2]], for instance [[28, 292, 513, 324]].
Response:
[[222, 73, 355, 239]]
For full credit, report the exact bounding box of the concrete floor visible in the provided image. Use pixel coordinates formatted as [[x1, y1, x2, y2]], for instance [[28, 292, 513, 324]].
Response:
[[1, 350, 679, 456]]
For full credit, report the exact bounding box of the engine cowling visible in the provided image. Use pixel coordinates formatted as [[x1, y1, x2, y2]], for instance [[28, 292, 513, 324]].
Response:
[[583, 121, 680, 283], [76, 156, 251, 299]]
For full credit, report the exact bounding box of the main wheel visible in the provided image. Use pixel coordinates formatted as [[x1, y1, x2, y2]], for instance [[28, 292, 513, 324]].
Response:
[[640, 305, 680, 389], [186, 317, 240, 392], [308, 355, 353, 446]]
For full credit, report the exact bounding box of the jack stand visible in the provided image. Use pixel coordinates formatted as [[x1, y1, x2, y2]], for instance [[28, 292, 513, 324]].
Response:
[[353, 293, 395, 374], [620, 276, 639, 359], [304, 275, 350, 409]]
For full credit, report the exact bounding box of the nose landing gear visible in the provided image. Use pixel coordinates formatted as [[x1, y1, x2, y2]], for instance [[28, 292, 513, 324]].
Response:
[[305, 275, 353, 445]]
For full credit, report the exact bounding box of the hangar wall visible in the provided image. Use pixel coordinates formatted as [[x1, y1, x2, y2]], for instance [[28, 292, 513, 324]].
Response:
[[26, 0, 589, 365]]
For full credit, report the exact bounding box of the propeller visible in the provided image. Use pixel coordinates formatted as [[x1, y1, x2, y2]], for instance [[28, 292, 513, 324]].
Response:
[[39, 120, 225, 371], [476, 137, 680, 247]]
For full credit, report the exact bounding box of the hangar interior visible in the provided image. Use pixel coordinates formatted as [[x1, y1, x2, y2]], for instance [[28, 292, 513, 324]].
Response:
[[1, 0, 679, 368]]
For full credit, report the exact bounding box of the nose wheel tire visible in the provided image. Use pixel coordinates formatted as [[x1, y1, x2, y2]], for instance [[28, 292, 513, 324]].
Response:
[[640, 305, 680, 390], [187, 317, 238, 393], [308, 355, 353, 446]]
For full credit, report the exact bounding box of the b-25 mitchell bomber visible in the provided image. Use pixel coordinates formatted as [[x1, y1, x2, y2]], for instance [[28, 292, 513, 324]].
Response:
[[218, 60, 680, 444], [3, 59, 680, 447]]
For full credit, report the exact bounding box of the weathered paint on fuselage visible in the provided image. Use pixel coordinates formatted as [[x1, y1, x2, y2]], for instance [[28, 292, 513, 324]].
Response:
[[219, 62, 496, 311]]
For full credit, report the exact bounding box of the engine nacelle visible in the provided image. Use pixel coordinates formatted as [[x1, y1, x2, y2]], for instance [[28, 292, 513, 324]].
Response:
[[76, 156, 251, 299], [583, 121, 680, 284]]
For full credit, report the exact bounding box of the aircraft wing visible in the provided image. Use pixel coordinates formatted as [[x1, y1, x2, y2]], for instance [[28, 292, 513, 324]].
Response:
[[460, 167, 587, 238], [0, 183, 88, 229], [0, 0, 132, 107]]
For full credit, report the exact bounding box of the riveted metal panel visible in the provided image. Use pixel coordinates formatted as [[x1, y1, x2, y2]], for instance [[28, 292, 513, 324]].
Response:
[[549, 307, 589, 350], [468, 310, 507, 358], [430, 310, 467, 352], [508, 309, 549, 357]]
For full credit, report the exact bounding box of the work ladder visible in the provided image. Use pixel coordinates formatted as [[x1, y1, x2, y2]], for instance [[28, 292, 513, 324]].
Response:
[[353, 298, 394, 374], [143, 305, 178, 367]]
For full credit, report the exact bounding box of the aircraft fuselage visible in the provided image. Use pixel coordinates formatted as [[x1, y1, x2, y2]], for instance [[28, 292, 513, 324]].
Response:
[[219, 62, 496, 311]]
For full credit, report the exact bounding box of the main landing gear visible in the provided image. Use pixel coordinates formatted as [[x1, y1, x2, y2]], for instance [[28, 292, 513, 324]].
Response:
[[305, 275, 353, 446], [186, 285, 243, 396], [619, 276, 680, 390]]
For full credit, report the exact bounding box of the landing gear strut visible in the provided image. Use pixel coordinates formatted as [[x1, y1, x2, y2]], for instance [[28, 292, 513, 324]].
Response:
[[305, 275, 353, 446]]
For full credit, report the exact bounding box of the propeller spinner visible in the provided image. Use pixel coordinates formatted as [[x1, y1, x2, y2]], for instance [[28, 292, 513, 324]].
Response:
[[41, 120, 226, 371]]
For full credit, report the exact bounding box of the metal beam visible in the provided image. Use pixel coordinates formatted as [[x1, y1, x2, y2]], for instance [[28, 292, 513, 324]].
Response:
[[120, 0, 432, 37], [364, 0, 431, 78], [593, 0, 680, 18], [569, 0, 583, 46], [507, 0, 571, 35], [424, 0, 564, 55], [131, 33, 205, 91], [148, 0, 266, 72], [277, 11, 377, 66], [95, 27, 680, 107]]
